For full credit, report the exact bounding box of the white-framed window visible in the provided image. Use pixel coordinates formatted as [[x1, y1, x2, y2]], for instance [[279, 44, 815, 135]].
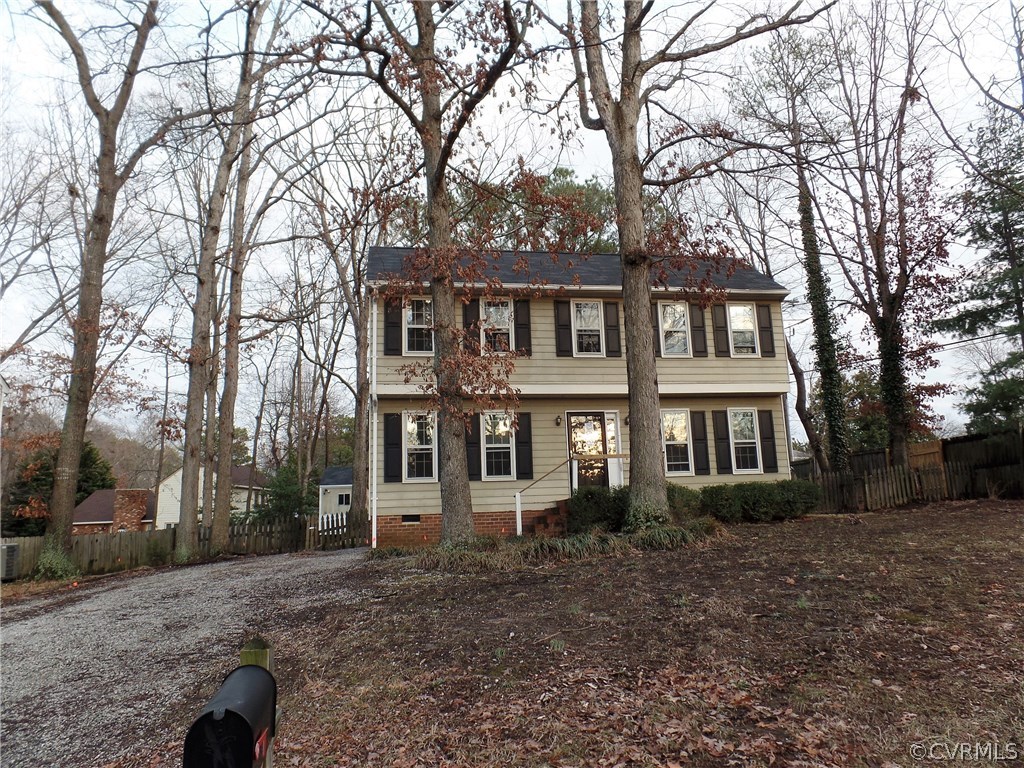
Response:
[[728, 304, 758, 356], [728, 408, 761, 472], [338, 493, 351, 506], [482, 411, 515, 479], [482, 299, 513, 353], [403, 411, 437, 481], [572, 300, 604, 356], [661, 409, 692, 475], [659, 302, 691, 357], [404, 298, 433, 354]]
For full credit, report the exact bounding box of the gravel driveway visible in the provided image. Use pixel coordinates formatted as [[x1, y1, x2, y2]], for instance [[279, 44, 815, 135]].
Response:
[[0, 548, 366, 768]]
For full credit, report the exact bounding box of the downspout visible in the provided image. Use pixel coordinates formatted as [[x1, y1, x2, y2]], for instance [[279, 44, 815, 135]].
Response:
[[782, 393, 793, 477], [369, 288, 379, 548]]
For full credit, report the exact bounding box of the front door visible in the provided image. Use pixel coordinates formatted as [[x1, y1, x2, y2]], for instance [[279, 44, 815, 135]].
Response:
[[568, 412, 608, 490]]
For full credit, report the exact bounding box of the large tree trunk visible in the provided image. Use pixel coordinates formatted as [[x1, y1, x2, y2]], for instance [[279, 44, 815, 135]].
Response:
[[795, 156, 848, 472], [580, 0, 667, 518], [46, 200, 111, 556], [877, 314, 911, 466], [176, 2, 265, 561], [414, 3, 474, 543], [348, 300, 370, 526], [212, 116, 256, 551], [39, 0, 159, 570], [786, 341, 829, 473]]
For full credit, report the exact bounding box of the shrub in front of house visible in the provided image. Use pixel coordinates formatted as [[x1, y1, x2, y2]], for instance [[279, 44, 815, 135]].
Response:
[[566, 485, 630, 533], [666, 483, 701, 525], [698, 480, 821, 523]]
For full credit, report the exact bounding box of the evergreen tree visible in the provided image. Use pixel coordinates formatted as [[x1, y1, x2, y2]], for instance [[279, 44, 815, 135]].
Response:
[[3, 441, 116, 536], [934, 105, 1024, 431]]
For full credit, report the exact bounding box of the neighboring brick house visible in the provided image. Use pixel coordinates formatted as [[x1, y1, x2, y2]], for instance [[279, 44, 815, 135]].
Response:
[[72, 489, 155, 535], [366, 247, 793, 548]]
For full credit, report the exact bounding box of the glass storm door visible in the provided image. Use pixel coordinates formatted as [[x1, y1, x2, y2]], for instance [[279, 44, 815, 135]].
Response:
[[568, 412, 608, 490]]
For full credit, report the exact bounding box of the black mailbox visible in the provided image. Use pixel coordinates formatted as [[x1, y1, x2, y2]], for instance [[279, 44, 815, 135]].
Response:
[[183, 664, 277, 768]]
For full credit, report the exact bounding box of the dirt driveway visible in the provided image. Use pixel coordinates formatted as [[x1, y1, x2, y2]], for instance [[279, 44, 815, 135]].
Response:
[[0, 548, 366, 768]]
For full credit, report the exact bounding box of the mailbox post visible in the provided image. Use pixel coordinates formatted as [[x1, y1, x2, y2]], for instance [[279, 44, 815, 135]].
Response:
[[184, 640, 278, 768]]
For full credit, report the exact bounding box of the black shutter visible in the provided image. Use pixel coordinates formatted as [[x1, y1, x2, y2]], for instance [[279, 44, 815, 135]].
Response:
[[463, 299, 481, 355], [691, 411, 710, 475], [758, 410, 778, 473], [712, 305, 730, 357], [466, 414, 482, 481], [515, 413, 533, 480], [690, 304, 708, 357], [652, 304, 661, 357], [383, 413, 402, 482], [514, 299, 532, 355], [711, 410, 732, 474], [756, 304, 775, 358], [604, 301, 622, 357], [384, 299, 402, 356], [555, 300, 573, 357]]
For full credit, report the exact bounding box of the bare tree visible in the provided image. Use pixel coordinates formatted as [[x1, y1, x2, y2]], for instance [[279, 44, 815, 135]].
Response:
[[302, 0, 531, 543], [810, 0, 954, 465], [30, 0, 204, 568], [549, 0, 832, 519]]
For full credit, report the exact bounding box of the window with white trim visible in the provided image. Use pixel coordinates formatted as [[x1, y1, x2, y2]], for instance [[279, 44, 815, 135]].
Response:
[[728, 304, 757, 356], [729, 408, 760, 472], [338, 493, 351, 506], [661, 409, 692, 474], [404, 412, 436, 480], [572, 300, 604, 355], [482, 412, 515, 479], [405, 298, 433, 354], [659, 302, 691, 356], [482, 299, 512, 353]]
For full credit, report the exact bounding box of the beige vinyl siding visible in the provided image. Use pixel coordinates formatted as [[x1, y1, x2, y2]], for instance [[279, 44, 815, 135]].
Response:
[[373, 395, 790, 517], [374, 297, 789, 396]]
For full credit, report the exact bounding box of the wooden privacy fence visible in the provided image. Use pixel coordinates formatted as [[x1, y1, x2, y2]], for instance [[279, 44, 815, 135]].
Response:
[[1, 515, 368, 580], [1, 528, 176, 581], [813, 460, 1019, 514]]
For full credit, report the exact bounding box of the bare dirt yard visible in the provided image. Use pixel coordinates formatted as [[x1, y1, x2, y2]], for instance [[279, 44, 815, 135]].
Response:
[[2, 499, 1022, 767]]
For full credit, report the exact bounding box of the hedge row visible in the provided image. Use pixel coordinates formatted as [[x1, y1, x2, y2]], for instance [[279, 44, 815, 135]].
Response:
[[568, 479, 821, 532]]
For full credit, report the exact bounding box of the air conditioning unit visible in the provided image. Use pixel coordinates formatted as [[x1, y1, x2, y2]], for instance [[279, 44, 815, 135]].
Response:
[[1, 543, 19, 581]]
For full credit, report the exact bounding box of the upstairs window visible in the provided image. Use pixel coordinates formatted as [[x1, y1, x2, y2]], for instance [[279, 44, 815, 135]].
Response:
[[482, 299, 512, 353], [728, 304, 757, 356], [573, 300, 604, 355], [661, 409, 692, 474], [483, 412, 515, 479], [405, 298, 433, 354], [659, 302, 691, 356]]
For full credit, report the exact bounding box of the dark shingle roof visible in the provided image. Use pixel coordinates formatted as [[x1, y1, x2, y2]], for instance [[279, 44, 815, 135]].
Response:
[[230, 465, 267, 488], [73, 489, 155, 524], [366, 246, 787, 294], [320, 466, 354, 486]]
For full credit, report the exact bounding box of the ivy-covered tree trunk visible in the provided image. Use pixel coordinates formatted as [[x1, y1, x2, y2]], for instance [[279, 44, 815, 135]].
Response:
[[876, 314, 911, 466], [795, 156, 849, 472]]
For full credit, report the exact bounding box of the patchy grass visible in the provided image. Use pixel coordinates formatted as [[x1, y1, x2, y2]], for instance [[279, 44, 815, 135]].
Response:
[[369, 519, 724, 573], [108, 500, 1024, 766]]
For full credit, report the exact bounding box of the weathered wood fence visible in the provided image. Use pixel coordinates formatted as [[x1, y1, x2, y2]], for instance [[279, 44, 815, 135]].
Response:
[[813, 460, 1022, 514], [2, 514, 368, 581]]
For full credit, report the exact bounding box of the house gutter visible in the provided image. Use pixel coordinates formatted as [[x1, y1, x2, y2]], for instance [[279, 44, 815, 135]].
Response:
[[369, 289, 379, 549]]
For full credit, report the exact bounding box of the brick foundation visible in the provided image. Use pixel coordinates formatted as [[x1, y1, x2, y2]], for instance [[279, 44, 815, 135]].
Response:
[[376, 506, 566, 548]]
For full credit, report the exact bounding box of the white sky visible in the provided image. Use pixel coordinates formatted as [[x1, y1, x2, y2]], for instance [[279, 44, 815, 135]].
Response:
[[1, 0, 1020, 443]]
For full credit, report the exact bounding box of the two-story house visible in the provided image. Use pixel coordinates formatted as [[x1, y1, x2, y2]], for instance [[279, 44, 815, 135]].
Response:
[[366, 246, 792, 547]]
